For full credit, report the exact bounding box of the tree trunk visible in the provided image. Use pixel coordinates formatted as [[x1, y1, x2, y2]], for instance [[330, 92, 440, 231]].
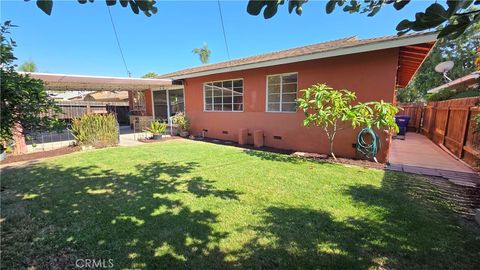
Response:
[[329, 138, 336, 160], [13, 122, 27, 155]]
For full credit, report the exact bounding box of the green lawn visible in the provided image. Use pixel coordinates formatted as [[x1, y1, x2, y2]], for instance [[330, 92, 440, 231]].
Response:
[[1, 140, 479, 269]]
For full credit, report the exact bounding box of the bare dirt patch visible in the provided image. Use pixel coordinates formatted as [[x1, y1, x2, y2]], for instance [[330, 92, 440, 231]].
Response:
[[197, 136, 384, 170], [0, 146, 79, 165], [325, 157, 385, 170]]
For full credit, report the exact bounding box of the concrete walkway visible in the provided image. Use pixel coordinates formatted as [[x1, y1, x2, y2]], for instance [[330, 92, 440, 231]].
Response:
[[387, 132, 479, 187], [389, 133, 473, 173]]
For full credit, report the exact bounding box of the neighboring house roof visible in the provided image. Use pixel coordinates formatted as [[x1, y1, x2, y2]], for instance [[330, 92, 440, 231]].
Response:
[[19, 72, 175, 91], [80, 91, 130, 101], [159, 32, 437, 88], [428, 72, 480, 93], [48, 91, 91, 100]]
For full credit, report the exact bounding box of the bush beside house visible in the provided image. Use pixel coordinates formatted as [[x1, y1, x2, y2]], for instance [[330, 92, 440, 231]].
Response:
[[172, 112, 190, 137], [70, 114, 119, 147]]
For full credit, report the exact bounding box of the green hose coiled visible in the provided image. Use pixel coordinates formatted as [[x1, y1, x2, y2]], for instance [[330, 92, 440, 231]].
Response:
[[356, 128, 380, 161]]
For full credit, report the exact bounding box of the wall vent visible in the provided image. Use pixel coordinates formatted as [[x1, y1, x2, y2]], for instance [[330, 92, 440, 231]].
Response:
[[222, 131, 229, 134], [273, 136, 282, 140]]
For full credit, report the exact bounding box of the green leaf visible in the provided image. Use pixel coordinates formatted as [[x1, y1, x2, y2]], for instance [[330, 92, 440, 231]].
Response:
[[129, 0, 139, 14], [326, 0, 336, 14], [263, 0, 282, 19], [438, 15, 470, 39], [247, 0, 266, 16], [119, 0, 128, 7], [396, 19, 412, 31], [393, 0, 410, 11], [367, 6, 380, 17], [36, 0, 53, 15], [424, 3, 448, 21]]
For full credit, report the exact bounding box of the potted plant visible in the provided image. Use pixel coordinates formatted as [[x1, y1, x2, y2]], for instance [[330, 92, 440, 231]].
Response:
[[144, 120, 167, 140], [172, 112, 190, 138]]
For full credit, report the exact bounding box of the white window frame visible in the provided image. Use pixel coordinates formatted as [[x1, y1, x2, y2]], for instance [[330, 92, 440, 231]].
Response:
[[266, 72, 298, 113], [203, 78, 244, 112]]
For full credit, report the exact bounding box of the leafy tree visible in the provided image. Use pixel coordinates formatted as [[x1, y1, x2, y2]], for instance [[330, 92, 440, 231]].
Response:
[[297, 84, 398, 160], [31, 0, 478, 40], [18, 60, 37, 72], [397, 20, 480, 102], [192, 43, 211, 64], [142, 72, 158, 78], [0, 21, 61, 151], [247, 0, 480, 39], [29, 0, 158, 16]]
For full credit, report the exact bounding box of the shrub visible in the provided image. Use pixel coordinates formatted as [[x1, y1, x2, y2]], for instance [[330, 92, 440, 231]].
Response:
[[171, 112, 190, 132], [297, 83, 398, 160], [70, 114, 118, 147], [144, 120, 166, 135]]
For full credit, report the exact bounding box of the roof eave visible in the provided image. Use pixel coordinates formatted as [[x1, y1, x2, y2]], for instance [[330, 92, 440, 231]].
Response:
[[168, 32, 438, 80]]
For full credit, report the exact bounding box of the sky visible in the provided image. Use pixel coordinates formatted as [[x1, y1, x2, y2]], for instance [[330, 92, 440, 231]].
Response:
[[1, 0, 434, 77]]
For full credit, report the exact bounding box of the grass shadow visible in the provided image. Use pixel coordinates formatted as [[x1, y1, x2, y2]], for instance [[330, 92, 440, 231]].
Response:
[[1, 160, 241, 269], [242, 149, 300, 163], [187, 177, 241, 200]]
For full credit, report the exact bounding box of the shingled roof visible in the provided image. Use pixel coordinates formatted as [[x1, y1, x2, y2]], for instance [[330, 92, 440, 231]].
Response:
[[159, 32, 437, 82]]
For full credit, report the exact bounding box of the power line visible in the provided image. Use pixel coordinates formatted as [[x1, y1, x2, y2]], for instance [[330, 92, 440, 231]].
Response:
[[107, 6, 131, 77], [217, 0, 231, 60]]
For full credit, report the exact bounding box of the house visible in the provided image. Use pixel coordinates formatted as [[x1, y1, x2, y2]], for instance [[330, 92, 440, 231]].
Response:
[[133, 32, 437, 162], [428, 71, 480, 94], [48, 91, 92, 101]]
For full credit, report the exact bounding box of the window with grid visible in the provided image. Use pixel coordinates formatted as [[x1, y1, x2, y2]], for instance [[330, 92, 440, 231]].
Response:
[[204, 79, 243, 112], [266, 73, 298, 112]]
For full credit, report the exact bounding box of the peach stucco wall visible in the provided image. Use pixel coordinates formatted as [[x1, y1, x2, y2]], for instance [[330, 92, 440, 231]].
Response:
[[182, 49, 399, 162]]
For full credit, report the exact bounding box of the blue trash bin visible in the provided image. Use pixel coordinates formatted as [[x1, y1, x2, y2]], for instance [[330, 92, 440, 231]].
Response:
[[395, 115, 410, 136]]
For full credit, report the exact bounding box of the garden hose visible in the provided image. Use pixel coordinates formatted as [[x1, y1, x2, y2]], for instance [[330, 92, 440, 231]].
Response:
[[356, 128, 380, 163]]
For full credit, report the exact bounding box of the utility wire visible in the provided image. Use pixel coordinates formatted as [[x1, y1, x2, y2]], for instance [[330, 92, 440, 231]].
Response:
[[217, 0, 231, 61], [107, 6, 131, 77]]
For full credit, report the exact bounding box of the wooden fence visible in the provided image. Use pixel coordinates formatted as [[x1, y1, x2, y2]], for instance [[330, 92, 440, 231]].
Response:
[[53, 101, 130, 125], [398, 97, 480, 169], [397, 103, 424, 132]]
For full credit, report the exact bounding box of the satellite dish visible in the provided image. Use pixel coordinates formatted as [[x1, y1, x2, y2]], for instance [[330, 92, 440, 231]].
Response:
[[435, 61, 454, 73], [435, 61, 454, 82]]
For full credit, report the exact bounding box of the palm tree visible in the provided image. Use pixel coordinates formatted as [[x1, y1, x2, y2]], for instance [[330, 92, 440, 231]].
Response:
[[192, 43, 211, 64], [19, 60, 37, 72]]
